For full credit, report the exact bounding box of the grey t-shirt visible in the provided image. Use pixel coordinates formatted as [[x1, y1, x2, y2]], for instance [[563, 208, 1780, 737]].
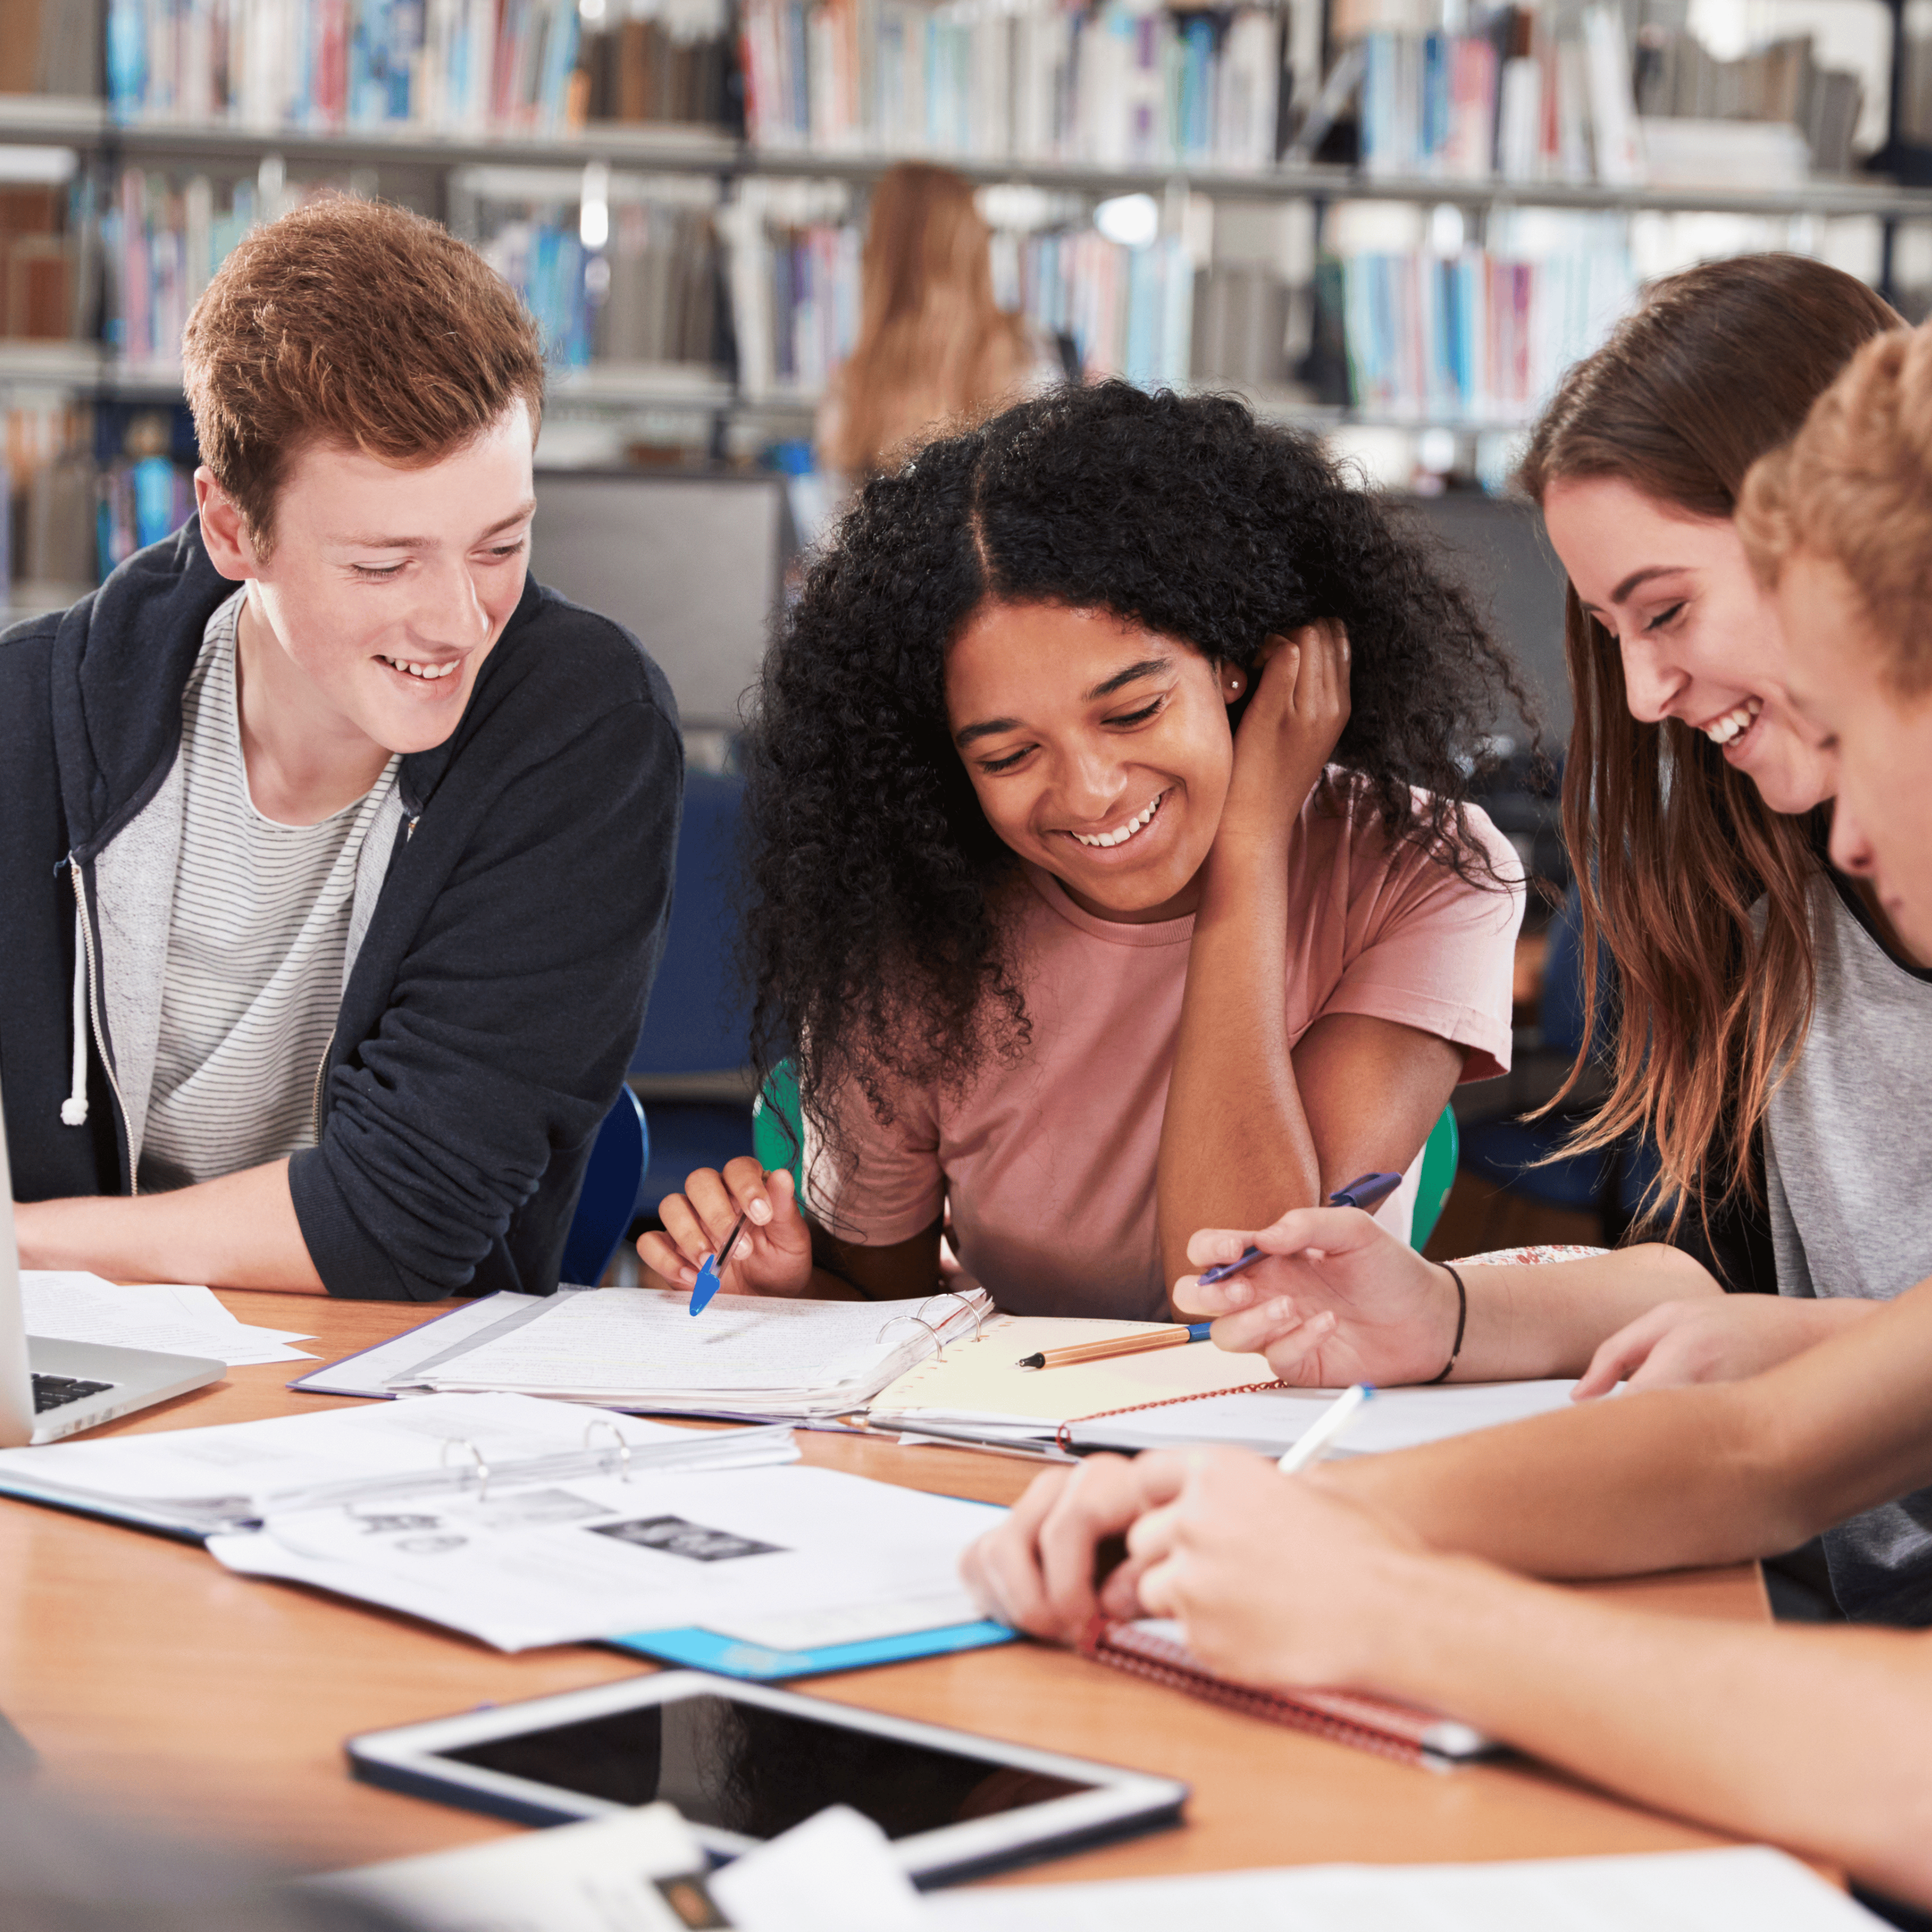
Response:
[[1767, 873, 1932, 1623]]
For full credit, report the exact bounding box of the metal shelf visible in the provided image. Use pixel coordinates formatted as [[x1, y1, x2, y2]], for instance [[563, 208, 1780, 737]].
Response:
[[3, 94, 1931, 219], [0, 341, 738, 412]]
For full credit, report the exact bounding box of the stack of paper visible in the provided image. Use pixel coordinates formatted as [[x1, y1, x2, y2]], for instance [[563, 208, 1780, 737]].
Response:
[[0, 1391, 788, 1539], [23, 1272, 316, 1366], [399, 1286, 994, 1419], [215, 1457, 1005, 1655]]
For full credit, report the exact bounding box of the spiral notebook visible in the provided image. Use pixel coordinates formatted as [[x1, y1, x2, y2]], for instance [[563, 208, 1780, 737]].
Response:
[[1081, 1618, 1497, 1770]]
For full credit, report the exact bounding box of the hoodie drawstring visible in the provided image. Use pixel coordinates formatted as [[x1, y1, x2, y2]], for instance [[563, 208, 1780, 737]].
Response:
[[62, 899, 89, 1126]]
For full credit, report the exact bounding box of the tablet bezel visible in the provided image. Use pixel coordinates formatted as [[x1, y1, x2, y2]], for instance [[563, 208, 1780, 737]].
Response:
[[346, 1670, 1187, 1885]]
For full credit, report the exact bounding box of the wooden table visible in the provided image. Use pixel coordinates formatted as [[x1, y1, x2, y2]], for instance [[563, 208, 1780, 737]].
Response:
[[0, 1291, 1770, 1882]]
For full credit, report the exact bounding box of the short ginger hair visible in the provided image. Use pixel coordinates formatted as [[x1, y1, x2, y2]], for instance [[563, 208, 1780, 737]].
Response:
[[1739, 320, 1932, 694], [182, 195, 545, 552]]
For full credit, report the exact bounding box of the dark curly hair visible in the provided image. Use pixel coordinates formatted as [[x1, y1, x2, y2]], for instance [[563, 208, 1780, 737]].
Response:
[[743, 382, 1533, 1172]]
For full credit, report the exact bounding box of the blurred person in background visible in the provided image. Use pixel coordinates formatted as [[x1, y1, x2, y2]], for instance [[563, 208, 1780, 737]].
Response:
[[815, 163, 1042, 492]]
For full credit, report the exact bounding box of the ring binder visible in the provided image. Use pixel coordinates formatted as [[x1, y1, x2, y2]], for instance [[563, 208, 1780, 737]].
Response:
[[917, 1290, 985, 1345], [876, 1312, 945, 1353], [583, 1419, 632, 1482], [439, 1438, 491, 1501]]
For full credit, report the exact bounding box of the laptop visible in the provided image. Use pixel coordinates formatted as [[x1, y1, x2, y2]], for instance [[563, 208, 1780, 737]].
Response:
[[0, 1070, 224, 1447]]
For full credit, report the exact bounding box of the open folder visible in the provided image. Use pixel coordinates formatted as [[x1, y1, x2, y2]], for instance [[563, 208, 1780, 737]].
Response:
[[303, 1285, 997, 1419], [0, 1391, 1013, 1677]]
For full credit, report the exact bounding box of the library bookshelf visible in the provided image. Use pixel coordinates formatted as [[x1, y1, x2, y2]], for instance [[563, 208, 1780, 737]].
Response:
[[2, 2, 1930, 593]]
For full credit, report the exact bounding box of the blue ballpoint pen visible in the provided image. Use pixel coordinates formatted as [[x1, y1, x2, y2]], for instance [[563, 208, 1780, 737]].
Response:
[[1195, 1169, 1404, 1289], [689, 1209, 751, 1317]]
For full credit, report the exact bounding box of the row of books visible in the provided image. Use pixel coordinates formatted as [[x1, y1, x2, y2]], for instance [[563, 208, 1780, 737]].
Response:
[[101, 171, 278, 365], [1355, 2, 1864, 187], [470, 188, 725, 368], [739, 0, 1285, 170], [1356, 4, 1641, 185], [738, 207, 1196, 398], [99, 453, 199, 573], [105, 0, 584, 134], [580, 14, 736, 126], [1338, 228, 1635, 426], [759, 220, 862, 390], [0, 185, 96, 344], [0, 400, 199, 592], [1633, 32, 1861, 175], [1018, 230, 1194, 389]]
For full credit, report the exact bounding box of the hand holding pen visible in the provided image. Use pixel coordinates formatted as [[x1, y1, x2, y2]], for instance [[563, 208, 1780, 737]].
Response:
[[1173, 1177, 1470, 1388], [635, 1157, 817, 1308], [1016, 1175, 1401, 1372]]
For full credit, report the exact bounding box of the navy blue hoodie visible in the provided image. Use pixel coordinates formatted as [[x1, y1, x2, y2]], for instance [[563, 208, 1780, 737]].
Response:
[[0, 520, 682, 1299]]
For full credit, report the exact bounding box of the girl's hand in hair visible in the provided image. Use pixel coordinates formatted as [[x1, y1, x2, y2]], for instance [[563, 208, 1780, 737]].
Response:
[[1174, 1206, 1463, 1386], [637, 1159, 816, 1298], [1214, 621, 1351, 867]]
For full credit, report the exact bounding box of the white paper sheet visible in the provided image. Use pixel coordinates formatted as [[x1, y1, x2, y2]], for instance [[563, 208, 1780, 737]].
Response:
[[0, 1391, 730, 1531], [412, 1285, 988, 1410], [291, 1291, 543, 1396], [921, 1846, 1885, 1930], [712, 1808, 927, 1932], [22, 1272, 316, 1366], [1073, 1379, 1587, 1457], [210, 1461, 997, 1651], [305, 1803, 719, 1932]]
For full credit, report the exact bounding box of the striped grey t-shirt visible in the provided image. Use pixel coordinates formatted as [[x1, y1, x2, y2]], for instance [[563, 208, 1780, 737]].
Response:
[[140, 594, 401, 1191]]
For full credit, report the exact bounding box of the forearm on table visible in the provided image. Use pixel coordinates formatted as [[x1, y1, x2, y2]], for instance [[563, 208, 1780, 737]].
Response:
[[1347, 1548, 1932, 1906], [1158, 851, 1318, 1288], [1340, 1282, 1932, 1575], [1447, 1243, 1722, 1381], [13, 1159, 326, 1293], [1330, 1379, 1801, 1577]]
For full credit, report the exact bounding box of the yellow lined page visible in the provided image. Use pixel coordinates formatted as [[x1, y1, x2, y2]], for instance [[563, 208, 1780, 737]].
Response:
[[868, 1315, 1277, 1427]]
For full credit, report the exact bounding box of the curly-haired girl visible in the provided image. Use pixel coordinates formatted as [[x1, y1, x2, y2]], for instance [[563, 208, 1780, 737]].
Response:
[[639, 381, 1527, 1319]]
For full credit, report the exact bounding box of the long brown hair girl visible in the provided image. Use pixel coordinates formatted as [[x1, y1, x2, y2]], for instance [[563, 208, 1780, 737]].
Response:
[[816, 163, 1034, 481], [1519, 254, 1898, 1227]]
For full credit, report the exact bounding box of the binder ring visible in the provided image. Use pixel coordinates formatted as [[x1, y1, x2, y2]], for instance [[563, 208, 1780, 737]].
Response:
[[875, 1311, 944, 1353], [583, 1418, 632, 1482], [440, 1437, 491, 1501], [918, 1289, 983, 1344]]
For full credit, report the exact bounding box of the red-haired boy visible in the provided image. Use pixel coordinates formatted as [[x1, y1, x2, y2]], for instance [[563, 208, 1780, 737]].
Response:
[[2, 197, 681, 1300]]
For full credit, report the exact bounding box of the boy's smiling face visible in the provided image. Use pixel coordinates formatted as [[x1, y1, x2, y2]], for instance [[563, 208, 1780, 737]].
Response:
[[1777, 549, 1932, 959], [197, 399, 536, 761]]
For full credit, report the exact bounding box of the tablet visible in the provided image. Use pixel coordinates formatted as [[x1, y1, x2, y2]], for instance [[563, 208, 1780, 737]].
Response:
[[347, 1671, 1187, 1885]]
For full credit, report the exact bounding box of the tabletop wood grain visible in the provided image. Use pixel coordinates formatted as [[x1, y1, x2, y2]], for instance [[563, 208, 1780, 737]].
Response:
[[0, 1289, 1769, 1883]]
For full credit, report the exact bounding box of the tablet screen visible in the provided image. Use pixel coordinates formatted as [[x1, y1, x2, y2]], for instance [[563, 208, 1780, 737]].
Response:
[[438, 1692, 1097, 1841]]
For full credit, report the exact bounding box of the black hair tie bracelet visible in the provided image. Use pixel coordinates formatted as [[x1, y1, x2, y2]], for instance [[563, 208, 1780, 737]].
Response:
[[1424, 1262, 1467, 1386]]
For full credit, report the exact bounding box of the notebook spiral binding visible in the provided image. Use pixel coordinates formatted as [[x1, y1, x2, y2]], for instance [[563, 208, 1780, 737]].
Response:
[[1053, 1380, 1289, 1453], [1080, 1619, 1477, 1772]]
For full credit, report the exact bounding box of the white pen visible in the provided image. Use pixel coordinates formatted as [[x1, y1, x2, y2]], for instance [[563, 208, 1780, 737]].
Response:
[[1277, 1383, 1374, 1474]]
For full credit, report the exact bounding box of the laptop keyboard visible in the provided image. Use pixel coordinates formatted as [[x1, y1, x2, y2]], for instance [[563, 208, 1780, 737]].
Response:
[[31, 1373, 115, 1414]]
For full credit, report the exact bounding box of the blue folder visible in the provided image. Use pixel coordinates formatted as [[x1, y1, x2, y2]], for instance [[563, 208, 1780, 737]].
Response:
[[606, 1618, 1015, 1681]]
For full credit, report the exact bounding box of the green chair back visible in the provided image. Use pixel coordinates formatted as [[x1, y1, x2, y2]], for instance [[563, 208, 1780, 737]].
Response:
[[752, 1059, 805, 1195], [1411, 1104, 1458, 1250]]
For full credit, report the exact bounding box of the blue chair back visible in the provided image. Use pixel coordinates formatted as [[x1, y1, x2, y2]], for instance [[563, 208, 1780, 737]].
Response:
[[560, 1087, 649, 1285], [632, 767, 751, 1075]]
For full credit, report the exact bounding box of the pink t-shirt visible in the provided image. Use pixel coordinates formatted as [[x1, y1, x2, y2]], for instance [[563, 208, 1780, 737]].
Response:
[[810, 779, 1524, 1321]]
